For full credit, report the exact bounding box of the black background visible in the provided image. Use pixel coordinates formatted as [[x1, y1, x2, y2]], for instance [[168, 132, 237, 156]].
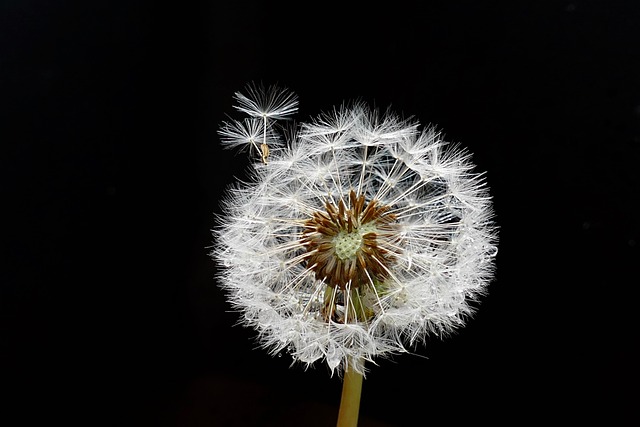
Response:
[[2, 1, 639, 426]]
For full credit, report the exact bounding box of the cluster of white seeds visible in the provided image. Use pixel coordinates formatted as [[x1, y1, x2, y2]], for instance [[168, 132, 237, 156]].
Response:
[[213, 84, 498, 375]]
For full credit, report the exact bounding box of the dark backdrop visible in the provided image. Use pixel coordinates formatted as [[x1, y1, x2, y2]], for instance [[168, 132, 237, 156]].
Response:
[[2, 1, 638, 426]]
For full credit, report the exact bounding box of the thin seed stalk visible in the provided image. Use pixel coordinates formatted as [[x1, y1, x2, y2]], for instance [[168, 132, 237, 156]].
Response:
[[336, 359, 364, 427]]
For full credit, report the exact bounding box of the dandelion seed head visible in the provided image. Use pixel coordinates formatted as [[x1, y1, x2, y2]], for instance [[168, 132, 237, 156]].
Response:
[[212, 86, 498, 375]]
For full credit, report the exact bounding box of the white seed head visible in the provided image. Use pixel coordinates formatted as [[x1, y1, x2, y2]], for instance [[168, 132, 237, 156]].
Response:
[[212, 87, 498, 375]]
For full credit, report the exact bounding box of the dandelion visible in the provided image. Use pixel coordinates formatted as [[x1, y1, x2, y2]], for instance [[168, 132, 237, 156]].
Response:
[[212, 84, 498, 426]]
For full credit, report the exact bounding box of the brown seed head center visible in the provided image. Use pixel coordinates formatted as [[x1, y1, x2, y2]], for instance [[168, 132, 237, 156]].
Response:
[[301, 190, 399, 290]]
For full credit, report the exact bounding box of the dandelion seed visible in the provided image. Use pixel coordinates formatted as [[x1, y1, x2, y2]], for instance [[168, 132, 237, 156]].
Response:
[[217, 118, 264, 154], [233, 82, 299, 120], [223, 83, 298, 163]]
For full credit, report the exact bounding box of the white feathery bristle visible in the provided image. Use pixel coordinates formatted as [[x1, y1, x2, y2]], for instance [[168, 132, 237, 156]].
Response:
[[233, 83, 299, 119]]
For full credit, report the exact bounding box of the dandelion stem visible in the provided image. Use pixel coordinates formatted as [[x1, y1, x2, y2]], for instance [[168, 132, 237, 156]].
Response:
[[336, 360, 364, 427]]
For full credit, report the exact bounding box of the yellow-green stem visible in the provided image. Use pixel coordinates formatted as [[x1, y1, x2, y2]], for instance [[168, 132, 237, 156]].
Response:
[[336, 360, 364, 427]]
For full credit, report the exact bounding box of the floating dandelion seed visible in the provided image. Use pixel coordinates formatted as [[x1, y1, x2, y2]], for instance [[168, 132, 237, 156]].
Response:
[[218, 83, 299, 164], [212, 85, 498, 377]]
